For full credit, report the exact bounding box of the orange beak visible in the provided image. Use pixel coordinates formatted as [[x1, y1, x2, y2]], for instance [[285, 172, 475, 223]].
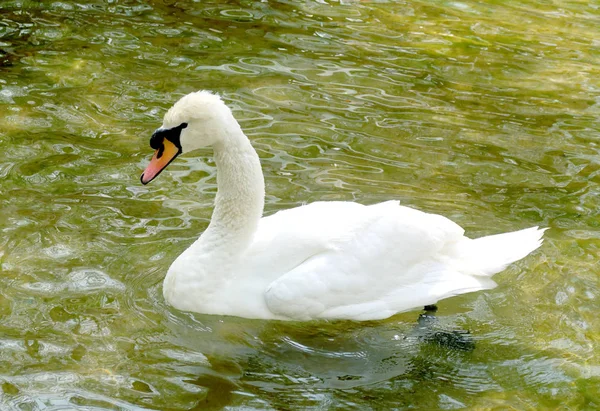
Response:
[[140, 139, 181, 185]]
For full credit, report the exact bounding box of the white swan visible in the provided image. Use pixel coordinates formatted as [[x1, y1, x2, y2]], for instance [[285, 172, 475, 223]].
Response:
[[141, 91, 545, 321]]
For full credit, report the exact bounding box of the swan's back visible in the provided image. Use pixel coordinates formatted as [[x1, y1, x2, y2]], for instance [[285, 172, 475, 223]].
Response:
[[248, 200, 463, 278]]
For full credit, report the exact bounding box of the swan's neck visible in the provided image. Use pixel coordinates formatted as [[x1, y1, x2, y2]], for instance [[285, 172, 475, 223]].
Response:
[[203, 131, 265, 250]]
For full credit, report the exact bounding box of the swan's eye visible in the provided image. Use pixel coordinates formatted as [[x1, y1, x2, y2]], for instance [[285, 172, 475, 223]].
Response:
[[150, 129, 165, 150]]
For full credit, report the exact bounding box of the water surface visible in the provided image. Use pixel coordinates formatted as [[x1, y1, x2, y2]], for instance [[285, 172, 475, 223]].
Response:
[[1, 0, 599, 409]]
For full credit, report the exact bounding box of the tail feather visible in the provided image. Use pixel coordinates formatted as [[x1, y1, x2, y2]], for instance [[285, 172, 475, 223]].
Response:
[[382, 227, 546, 316], [389, 227, 547, 313], [462, 226, 547, 277]]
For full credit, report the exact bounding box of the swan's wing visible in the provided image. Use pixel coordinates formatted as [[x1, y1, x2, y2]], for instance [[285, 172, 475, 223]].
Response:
[[261, 201, 472, 321], [246, 201, 380, 277]]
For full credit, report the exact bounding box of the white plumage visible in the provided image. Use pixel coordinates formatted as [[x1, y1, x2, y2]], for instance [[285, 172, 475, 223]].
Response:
[[142, 91, 546, 321]]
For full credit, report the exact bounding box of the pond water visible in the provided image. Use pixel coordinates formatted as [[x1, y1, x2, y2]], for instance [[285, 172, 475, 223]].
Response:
[[0, 0, 599, 409]]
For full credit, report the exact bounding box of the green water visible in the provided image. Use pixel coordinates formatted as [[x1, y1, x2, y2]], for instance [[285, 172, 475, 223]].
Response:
[[0, 0, 599, 409]]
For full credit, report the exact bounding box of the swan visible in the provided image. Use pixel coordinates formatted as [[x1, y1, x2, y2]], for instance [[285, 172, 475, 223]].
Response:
[[140, 91, 545, 321]]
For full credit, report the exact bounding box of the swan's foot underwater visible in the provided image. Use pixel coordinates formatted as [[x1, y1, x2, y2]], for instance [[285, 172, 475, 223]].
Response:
[[411, 305, 475, 351]]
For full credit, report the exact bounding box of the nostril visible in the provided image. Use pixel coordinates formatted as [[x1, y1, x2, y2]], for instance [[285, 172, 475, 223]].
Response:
[[156, 144, 165, 159]]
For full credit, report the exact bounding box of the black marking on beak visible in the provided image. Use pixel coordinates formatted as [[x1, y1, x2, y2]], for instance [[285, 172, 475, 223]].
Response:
[[149, 122, 188, 151]]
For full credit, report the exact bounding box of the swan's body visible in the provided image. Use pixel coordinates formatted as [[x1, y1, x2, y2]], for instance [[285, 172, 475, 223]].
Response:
[[142, 91, 545, 321]]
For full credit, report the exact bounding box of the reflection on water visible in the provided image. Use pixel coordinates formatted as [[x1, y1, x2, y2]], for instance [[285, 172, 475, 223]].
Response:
[[0, 0, 599, 409]]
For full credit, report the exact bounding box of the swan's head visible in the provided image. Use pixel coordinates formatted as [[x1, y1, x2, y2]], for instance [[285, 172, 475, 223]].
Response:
[[140, 91, 232, 184]]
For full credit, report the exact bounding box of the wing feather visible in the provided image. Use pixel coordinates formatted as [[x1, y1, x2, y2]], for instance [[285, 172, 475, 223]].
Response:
[[260, 201, 466, 320]]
